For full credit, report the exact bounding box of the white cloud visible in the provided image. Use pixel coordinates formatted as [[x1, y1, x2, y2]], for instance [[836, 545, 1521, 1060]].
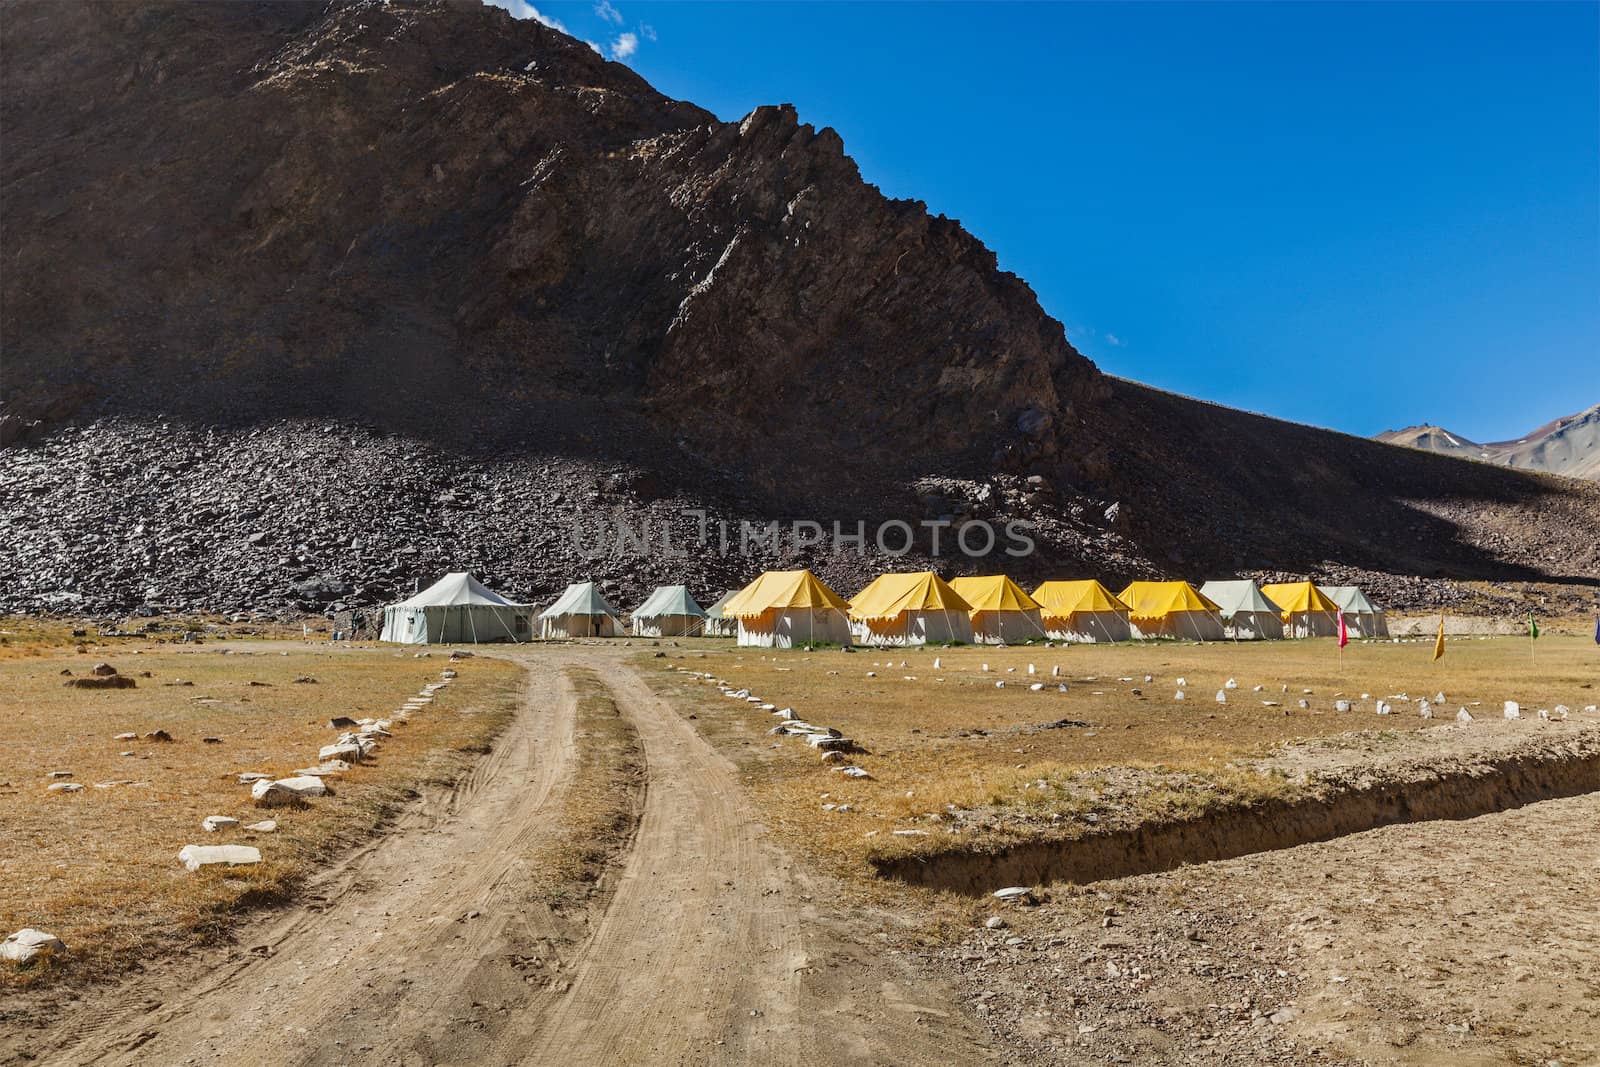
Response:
[[1105, 333, 1126, 347], [610, 31, 638, 59], [586, 40, 603, 55], [640, 23, 657, 41], [594, 0, 624, 24], [485, 0, 569, 34]]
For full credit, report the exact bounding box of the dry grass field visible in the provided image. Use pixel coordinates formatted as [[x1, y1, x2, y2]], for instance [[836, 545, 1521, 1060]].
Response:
[[0, 633, 520, 991], [646, 633, 1600, 880]]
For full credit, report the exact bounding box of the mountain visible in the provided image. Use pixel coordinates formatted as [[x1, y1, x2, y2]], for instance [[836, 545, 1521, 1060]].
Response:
[[2, 0, 1598, 619], [1377, 404, 1600, 481]]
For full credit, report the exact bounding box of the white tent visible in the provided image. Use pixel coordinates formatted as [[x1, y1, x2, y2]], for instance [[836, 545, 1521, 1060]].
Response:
[[701, 590, 739, 638], [539, 581, 622, 638], [630, 585, 706, 637], [1199, 580, 1285, 641], [380, 572, 534, 644], [1320, 585, 1390, 638]]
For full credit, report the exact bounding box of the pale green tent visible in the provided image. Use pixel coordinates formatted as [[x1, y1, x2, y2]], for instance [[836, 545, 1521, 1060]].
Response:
[[701, 590, 739, 638], [380, 572, 534, 644], [539, 581, 622, 638], [1199, 580, 1285, 641], [630, 585, 706, 637], [1319, 585, 1390, 638]]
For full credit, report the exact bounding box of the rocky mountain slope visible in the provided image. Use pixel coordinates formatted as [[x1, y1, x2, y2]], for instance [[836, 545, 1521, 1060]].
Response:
[[2, 0, 1598, 619], [1377, 404, 1600, 481]]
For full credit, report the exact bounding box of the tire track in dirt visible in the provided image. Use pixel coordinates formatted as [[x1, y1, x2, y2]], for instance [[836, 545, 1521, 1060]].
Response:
[[16, 649, 994, 1066], [21, 657, 581, 1067], [503, 655, 995, 1066]]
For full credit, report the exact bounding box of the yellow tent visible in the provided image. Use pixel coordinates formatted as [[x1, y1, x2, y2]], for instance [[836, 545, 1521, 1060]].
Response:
[[722, 570, 853, 648], [848, 572, 974, 646], [1260, 581, 1341, 638], [1116, 581, 1225, 641], [947, 576, 1045, 644], [1031, 580, 1131, 643]]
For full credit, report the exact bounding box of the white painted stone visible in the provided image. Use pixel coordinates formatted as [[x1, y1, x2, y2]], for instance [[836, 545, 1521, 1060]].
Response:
[[244, 820, 277, 833], [993, 887, 1034, 902], [1504, 701, 1521, 720], [1027, 664, 1036, 675], [178, 844, 261, 872], [202, 815, 239, 833], [1029, 683, 1044, 692], [1420, 704, 1433, 719], [114, 732, 136, 740], [995, 680, 1005, 689], [1334, 700, 1351, 712], [1375, 701, 1391, 716], [1, 928, 65, 965], [1215, 690, 1227, 704], [252, 775, 326, 806], [292, 761, 351, 776], [319, 743, 363, 763], [1175, 677, 1187, 687], [838, 766, 873, 779], [1224, 679, 1238, 690], [46, 782, 83, 793], [1174, 690, 1185, 701], [1457, 708, 1474, 723]]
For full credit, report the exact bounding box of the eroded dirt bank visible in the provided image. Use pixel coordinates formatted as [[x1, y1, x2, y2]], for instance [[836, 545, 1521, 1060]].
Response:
[[874, 731, 1600, 893]]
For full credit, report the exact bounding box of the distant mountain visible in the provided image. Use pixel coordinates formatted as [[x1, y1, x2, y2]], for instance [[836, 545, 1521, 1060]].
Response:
[[1377, 404, 1600, 481]]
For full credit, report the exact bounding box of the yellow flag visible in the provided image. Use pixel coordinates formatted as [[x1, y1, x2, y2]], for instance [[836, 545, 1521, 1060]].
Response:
[[1432, 614, 1445, 661]]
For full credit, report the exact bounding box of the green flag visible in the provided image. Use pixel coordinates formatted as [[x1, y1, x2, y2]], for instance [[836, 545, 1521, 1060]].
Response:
[[1530, 615, 1539, 640]]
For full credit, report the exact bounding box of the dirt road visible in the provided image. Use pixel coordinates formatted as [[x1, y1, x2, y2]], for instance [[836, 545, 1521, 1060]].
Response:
[[14, 648, 991, 1067]]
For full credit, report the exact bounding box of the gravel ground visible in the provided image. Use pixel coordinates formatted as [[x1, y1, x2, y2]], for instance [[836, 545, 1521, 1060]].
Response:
[[925, 791, 1600, 1065]]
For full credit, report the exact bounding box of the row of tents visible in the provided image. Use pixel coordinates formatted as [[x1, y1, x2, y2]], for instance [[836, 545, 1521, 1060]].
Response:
[[379, 571, 1388, 647]]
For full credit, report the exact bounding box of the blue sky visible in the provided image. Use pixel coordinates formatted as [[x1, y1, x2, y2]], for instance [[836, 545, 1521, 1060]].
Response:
[[488, 1, 1598, 442]]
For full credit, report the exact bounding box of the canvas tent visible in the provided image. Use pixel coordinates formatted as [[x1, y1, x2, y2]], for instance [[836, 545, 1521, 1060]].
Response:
[[1320, 585, 1390, 638], [538, 581, 623, 638], [947, 576, 1047, 644], [723, 570, 853, 648], [630, 585, 706, 637], [1117, 581, 1226, 641], [848, 572, 975, 646], [1031, 580, 1131, 643], [1199, 580, 1285, 641], [700, 590, 739, 638], [380, 572, 534, 644], [1261, 582, 1341, 638]]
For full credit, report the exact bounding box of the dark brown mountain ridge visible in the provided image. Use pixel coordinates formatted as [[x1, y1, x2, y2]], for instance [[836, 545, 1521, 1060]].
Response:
[[2, 0, 1596, 617]]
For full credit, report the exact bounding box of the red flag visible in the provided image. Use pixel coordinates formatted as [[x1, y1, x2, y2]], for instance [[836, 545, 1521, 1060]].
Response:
[[1337, 612, 1349, 649]]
